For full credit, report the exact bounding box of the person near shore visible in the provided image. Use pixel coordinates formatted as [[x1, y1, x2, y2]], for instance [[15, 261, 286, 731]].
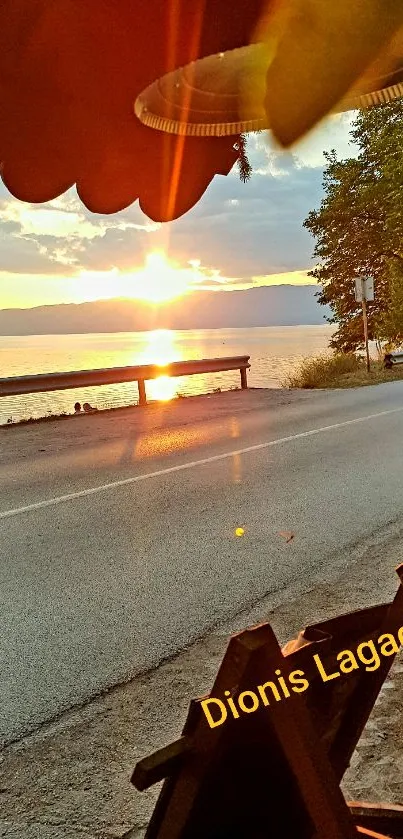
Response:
[[83, 402, 98, 413], [74, 402, 81, 413]]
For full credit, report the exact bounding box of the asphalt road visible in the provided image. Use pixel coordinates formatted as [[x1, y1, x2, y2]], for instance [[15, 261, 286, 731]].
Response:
[[1, 382, 403, 745]]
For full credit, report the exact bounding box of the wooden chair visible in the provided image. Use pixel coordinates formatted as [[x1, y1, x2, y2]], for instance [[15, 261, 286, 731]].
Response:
[[132, 566, 403, 838]]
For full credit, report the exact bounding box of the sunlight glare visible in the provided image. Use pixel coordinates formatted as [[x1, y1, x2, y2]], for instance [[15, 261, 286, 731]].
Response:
[[136, 329, 186, 402], [149, 375, 176, 401], [121, 251, 192, 303]]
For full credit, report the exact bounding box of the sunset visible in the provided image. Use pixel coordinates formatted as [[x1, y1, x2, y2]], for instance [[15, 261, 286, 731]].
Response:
[[0, 119, 355, 310], [136, 328, 183, 401], [118, 252, 195, 303], [0, 118, 357, 417], [2, 2, 403, 835]]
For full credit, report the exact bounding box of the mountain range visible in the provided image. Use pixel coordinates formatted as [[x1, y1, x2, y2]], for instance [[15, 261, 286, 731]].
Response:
[[0, 285, 331, 335]]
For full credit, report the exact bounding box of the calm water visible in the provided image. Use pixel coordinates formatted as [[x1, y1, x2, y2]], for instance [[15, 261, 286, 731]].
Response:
[[0, 326, 335, 424]]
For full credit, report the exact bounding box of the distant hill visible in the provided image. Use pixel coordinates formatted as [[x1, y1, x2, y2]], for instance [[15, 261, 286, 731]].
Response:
[[0, 285, 331, 335]]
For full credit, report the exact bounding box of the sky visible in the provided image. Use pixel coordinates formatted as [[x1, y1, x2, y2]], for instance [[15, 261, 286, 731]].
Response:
[[0, 113, 358, 310]]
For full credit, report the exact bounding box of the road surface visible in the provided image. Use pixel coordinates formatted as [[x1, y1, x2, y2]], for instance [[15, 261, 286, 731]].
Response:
[[1, 382, 403, 744]]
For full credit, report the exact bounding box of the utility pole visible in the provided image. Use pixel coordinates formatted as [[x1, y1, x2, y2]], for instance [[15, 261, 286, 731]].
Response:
[[355, 276, 374, 373], [361, 294, 370, 373]]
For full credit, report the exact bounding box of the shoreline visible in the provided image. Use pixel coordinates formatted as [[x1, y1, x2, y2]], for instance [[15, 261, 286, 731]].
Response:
[[3, 369, 402, 433], [0, 385, 245, 429], [3, 360, 402, 430]]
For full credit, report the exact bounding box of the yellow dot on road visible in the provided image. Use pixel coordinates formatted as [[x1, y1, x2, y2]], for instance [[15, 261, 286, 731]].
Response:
[[235, 527, 245, 537]]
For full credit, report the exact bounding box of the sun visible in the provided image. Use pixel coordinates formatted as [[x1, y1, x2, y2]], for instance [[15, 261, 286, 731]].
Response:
[[120, 251, 192, 303]]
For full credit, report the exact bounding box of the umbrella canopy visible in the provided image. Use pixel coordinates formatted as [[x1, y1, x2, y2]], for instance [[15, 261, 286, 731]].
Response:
[[134, 2, 403, 144], [0, 0, 267, 220], [135, 43, 403, 137]]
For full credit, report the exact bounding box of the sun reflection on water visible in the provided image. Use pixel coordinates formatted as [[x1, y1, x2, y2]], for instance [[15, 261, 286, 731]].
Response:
[[136, 329, 185, 402]]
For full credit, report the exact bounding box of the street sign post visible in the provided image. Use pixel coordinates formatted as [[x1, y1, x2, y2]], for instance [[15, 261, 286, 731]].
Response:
[[354, 277, 374, 372], [364, 275, 374, 301], [354, 278, 364, 303], [354, 276, 374, 303]]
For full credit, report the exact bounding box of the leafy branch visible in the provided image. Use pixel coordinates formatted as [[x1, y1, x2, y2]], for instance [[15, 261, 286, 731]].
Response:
[[234, 134, 252, 182]]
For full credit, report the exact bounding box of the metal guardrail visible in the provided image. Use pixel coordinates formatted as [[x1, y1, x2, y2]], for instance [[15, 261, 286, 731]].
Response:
[[384, 351, 403, 369], [0, 356, 250, 407]]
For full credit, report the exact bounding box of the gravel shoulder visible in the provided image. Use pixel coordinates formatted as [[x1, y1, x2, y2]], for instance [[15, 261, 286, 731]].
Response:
[[1, 515, 403, 839], [0, 388, 313, 467]]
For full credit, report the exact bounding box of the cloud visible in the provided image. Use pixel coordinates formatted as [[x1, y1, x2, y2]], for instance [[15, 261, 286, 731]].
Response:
[[250, 113, 358, 170], [0, 115, 355, 293], [0, 189, 162, 276], [3, 203, 102, 239], [154, 160, 324, 277], [0, 225, 74, 275], [0, 159, 323, 279]]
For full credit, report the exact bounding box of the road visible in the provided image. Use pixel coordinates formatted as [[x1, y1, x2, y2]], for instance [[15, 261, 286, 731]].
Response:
[[1, 382, 403, 745]]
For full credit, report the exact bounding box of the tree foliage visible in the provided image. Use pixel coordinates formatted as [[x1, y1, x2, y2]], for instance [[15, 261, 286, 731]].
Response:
[[235, 134, 253, 183], [304, 99, 403, 352]]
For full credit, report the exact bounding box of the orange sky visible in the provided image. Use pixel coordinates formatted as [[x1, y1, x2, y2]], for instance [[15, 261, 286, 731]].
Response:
[[0, 263, 314, 309], [0, 116, 356, 309]]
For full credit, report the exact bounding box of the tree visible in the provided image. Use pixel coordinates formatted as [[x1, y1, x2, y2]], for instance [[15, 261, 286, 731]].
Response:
[[380, 262, 403, 349], [235, 134, 253, 182], [304, 99, 403, 352]]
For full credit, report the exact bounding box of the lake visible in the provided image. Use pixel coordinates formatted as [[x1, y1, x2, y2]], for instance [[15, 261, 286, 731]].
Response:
[[0, 325, 335, 424]]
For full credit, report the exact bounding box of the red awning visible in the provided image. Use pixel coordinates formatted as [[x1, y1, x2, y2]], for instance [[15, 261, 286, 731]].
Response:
[[0, 0, 266, 220]]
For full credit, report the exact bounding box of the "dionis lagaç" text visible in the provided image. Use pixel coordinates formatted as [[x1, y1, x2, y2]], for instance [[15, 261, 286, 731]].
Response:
[[201, 626, 403, 729]]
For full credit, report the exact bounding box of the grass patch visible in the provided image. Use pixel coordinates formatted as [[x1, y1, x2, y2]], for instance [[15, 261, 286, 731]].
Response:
[[283, 353, 403, 389]]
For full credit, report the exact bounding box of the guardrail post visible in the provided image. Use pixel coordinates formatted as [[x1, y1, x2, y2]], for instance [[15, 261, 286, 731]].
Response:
[[138, 380, 147, 406], [240, 367, 248, 389]]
